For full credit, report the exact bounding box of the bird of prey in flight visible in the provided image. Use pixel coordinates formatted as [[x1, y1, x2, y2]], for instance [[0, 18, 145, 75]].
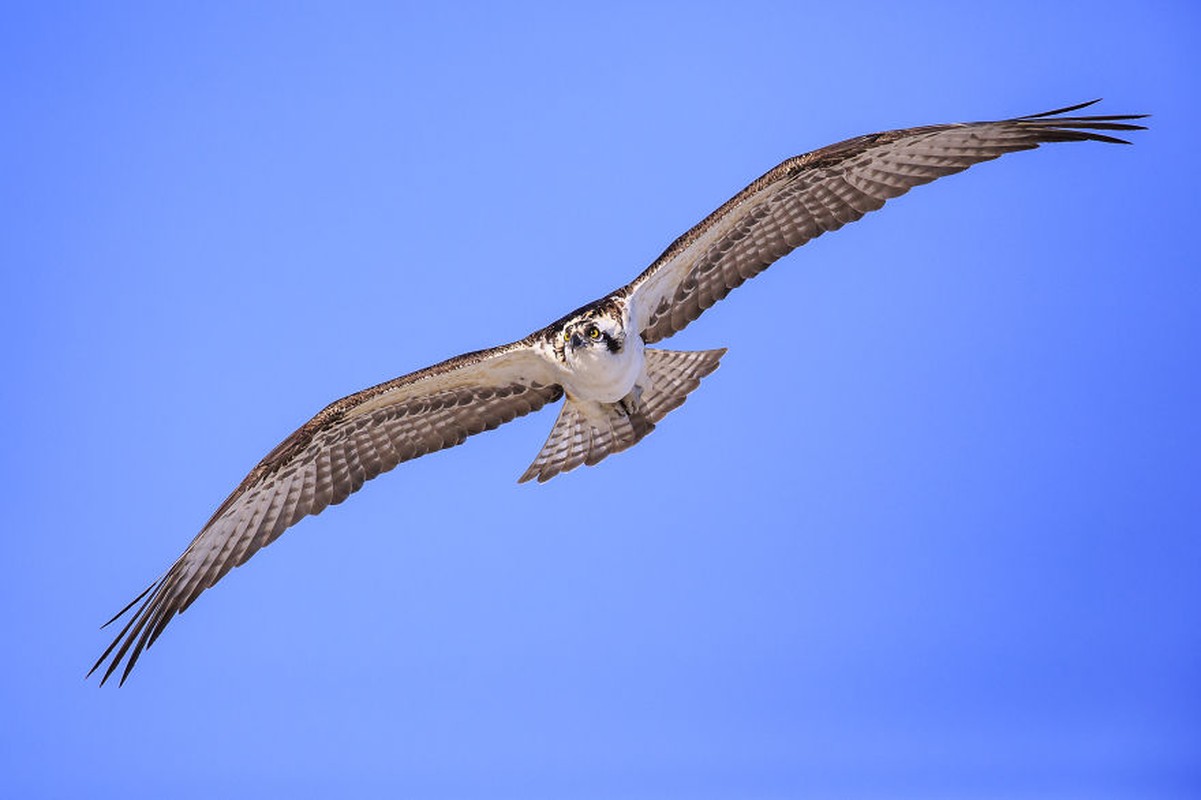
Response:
[[91, 100, 1145, 685]]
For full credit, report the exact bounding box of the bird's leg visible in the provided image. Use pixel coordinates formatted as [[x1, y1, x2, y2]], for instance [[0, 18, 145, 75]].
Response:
[[616, 384, 654, 440], [619, 383, 644, 417]]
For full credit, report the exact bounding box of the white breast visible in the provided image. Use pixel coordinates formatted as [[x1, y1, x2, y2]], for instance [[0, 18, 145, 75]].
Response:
[[562, 331, 646, 403]]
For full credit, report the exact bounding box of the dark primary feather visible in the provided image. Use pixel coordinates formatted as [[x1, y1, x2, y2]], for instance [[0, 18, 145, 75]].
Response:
[[626, 100, 1147, 344]]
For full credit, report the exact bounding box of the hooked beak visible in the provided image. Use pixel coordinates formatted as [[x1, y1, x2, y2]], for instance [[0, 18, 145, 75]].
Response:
[[570, 332, 583, 348]]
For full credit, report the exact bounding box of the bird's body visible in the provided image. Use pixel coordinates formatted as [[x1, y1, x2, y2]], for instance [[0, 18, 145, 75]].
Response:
[[92, 101, 1146, 685]]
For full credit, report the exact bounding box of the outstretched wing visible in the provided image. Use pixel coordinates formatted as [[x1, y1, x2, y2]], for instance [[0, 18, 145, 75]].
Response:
[[90, 342, 562, 685], [625, 101, 1146, 344]]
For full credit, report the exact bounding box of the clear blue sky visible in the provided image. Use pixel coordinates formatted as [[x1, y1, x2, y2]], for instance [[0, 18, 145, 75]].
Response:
[[3, 3, 1198, 798]]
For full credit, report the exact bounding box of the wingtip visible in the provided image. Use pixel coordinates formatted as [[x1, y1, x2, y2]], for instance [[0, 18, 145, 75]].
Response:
[[99, 580, 158, 630], [1018, 99, 1101, 119], [1018, 99, 1150, 126], [90, 578, 165, 686]]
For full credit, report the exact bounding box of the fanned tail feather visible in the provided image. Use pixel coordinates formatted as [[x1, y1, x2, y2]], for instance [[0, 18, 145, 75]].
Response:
[[638, 347, 727, 425]]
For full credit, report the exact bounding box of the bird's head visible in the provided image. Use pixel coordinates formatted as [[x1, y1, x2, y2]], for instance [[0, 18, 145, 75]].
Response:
[[563, 314, 624, 356]]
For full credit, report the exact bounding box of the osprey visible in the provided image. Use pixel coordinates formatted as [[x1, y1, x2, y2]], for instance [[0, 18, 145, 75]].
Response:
[[92, 101, 1145, 685]]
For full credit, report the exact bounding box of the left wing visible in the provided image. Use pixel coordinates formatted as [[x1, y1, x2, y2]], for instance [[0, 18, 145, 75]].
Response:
[[624, 101, 1146, 344], [90, 343, 562, 685]]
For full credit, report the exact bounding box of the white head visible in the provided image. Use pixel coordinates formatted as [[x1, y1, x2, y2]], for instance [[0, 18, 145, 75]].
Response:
[[562, 313, 625, 360]]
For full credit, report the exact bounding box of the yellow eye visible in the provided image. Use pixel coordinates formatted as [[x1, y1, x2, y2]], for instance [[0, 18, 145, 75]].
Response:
[[563, 330, 571, 342], [588, 326, 601, 339]]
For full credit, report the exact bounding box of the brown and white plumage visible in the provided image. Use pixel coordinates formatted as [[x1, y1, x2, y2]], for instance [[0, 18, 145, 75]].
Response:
[[91, 101, 1145, 685], [91, 345, 565, 684], [625, 101, 1144, 343]]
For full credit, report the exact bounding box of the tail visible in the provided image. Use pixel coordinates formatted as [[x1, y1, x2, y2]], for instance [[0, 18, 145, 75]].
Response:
[[519, 347, 726, 483]]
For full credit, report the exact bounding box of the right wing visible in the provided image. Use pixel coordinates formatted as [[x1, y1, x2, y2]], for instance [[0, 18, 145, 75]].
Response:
[[90, 342, 562, 685]]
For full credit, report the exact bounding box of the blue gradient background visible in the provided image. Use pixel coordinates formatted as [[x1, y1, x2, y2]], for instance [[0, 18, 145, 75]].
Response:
[[3, 3, 1198, 798]]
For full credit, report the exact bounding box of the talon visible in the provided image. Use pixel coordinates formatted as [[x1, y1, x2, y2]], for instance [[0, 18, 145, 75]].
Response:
[[619, 389, 643, 418]]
